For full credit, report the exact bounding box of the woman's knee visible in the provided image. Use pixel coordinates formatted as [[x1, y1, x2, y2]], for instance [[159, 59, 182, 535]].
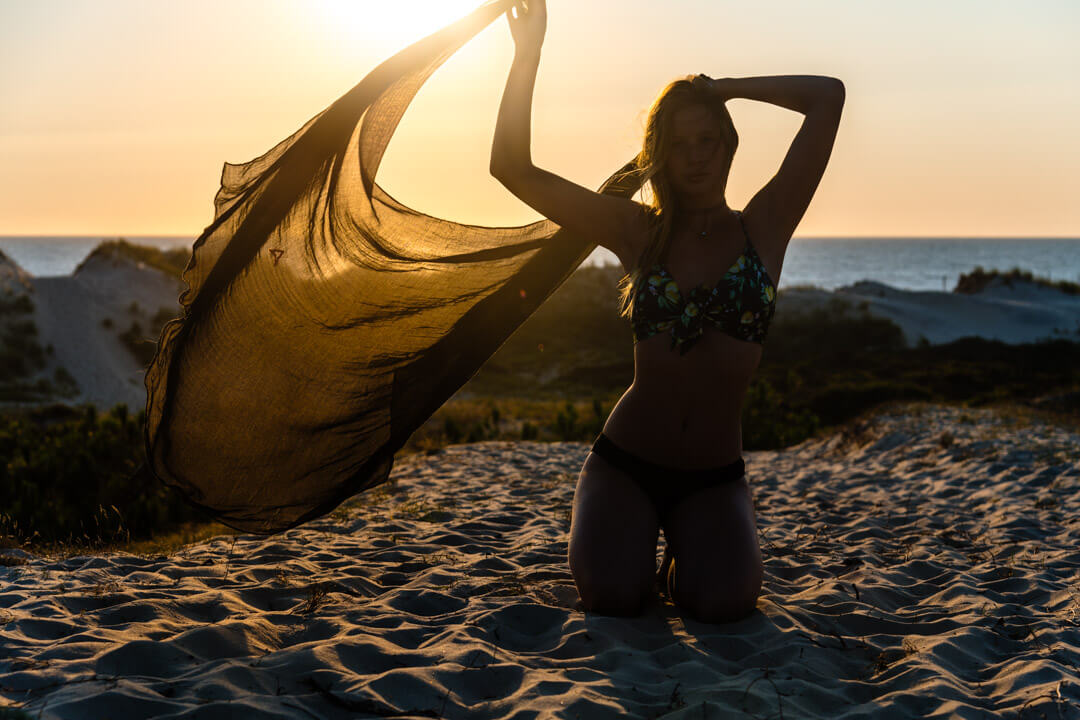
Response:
[[577, 576, 654, 617], [669, 557, 762, 623], [681, 589, 760, 623]]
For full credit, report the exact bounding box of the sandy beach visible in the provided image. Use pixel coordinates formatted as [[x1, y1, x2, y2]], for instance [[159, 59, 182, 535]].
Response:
[[1, 402, 1077, 718]]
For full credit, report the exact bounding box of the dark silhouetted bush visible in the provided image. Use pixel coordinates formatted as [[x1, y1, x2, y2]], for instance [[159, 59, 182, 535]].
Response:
[[118, 320, 157, 367], [521, 422, 539, 440], [0, 404, 207, 552], [763, 296, 906, 366], [554, 401, 578, 440], [0, 291, 34, 316], [0, 318, 46, 379], [955, 265, 1080, 295], [77, 238, 191, 280], [52, 366, 79, 397], [742, 378, 820, 449], [152, 306, 178, 328]]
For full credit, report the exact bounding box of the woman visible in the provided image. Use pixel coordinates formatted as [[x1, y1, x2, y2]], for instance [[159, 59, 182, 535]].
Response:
[[490, 0, 844, 623]]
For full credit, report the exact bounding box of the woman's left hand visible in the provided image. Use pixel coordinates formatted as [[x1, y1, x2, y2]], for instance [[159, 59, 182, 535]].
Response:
[[506, 0, 547, 56], [694, 74, 736, 100]]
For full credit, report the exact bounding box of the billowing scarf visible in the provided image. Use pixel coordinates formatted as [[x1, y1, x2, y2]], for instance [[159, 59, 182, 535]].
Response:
[[143, 0, 643, 534]]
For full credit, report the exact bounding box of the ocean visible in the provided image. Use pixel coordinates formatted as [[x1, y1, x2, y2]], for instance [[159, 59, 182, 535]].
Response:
[[0, 236, 196, 280], [2, 235, 1079, 292], [592, 237, 1080, 291]]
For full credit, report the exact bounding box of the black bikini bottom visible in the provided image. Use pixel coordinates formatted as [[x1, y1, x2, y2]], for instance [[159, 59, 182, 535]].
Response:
[[590, 432, 746, 529]]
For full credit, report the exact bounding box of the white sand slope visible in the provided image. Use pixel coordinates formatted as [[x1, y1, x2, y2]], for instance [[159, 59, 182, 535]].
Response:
[[1, 249, 184, 411], [1, 404, 1077, 718], [779, 278, 1080, 346]]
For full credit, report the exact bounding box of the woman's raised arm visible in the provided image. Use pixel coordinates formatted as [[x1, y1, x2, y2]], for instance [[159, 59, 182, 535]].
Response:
[[707, 75, 844, 115], [490, 0, 641, 264], [708, 75, 845, 257]]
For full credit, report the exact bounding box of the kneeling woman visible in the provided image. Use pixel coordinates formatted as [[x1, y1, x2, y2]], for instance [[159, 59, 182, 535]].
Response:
[[490, 0, 845, 623]]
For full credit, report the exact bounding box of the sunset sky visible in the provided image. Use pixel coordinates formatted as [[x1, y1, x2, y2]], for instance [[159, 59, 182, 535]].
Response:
[[1, 0, 1077, 238]]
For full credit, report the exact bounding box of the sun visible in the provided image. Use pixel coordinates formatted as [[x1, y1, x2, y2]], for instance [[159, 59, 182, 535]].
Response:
[[314, 0, 490, 53]]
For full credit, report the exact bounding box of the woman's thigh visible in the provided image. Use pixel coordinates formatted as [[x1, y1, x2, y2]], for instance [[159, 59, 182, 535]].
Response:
[[662, 477, 763, 621], [568, 452, 661, 613]]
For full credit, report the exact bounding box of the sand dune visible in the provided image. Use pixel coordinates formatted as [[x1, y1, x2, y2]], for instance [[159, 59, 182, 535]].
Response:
[[3, 244, 1078, 413], [1, 403, 1077, 718], [0, 248, 184, 411], [779, 277, 1080, 346]]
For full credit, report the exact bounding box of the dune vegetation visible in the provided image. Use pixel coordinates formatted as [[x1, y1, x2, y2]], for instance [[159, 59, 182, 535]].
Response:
[[76, 238, 191, 280], [0, 288, 80, 403], [1, 259, 1078, 559], [954, 265, 1080, 295]]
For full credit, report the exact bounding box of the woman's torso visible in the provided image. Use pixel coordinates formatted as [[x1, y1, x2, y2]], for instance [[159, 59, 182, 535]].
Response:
[[602, 207, 781, 468]]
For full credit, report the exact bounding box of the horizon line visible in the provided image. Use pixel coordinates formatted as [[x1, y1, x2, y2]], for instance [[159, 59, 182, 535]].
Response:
[[2, 233, 1079, 241]]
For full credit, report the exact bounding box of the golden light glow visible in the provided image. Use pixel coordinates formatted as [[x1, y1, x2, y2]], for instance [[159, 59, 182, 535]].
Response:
[[314, 0, 488, 53], [3, 1, 1077, 237]]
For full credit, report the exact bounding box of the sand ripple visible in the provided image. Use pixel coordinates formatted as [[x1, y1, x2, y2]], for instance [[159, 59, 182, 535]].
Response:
[[1, 403, 1077, 718]]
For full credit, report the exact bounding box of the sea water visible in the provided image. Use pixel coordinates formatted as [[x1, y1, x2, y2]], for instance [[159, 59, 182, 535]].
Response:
[[2, 235, 1078, 292], [0, 236, 195, 279], [591, 236, 1080, 291]]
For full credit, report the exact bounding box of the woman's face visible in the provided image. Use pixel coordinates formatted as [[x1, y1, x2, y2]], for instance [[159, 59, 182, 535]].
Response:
[[663, 103, 731, 204]]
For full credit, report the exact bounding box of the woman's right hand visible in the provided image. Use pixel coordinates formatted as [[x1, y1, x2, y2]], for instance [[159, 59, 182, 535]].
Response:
[[506, 0, 546, 56]]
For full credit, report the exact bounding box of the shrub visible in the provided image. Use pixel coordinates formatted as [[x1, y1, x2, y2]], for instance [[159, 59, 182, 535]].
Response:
[[764, 296, 906, 364], [152, 306, 177, 328], [807, 381, 932, 426], [465, 422, 490, 443], [0, 319, 46, 378], [955, 265, 1080, 295], [0, 404, 207, 553], [588, 397, 606, 437], [469, 265, 632, 398], [444, 416, 463, 444], [554, 401, 578, 440], [0, 292, 34, 316], [118, 321, 157, 367], [76, 239, 190, 280], [742, 378, 820, 449], [53, 366, 79, 397]]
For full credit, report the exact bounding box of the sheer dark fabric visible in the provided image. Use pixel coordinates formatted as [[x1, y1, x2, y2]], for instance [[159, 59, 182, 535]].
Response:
[[143, 0, 644, 535]]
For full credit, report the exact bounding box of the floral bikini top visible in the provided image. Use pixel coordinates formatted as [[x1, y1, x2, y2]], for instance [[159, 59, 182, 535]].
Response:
[[630, 210, 777, 355]]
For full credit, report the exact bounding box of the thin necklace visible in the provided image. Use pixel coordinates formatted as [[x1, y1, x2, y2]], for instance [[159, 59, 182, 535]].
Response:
[[690, 206, 730, 238]]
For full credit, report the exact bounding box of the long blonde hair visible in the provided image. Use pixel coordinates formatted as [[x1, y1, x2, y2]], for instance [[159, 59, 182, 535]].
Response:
[[615, 75, 739, 320]]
